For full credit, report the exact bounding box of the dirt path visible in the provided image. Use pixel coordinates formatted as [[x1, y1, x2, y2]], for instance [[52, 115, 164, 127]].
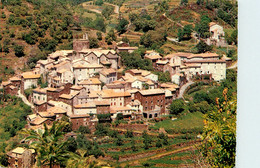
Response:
[[162, 13, 184, 28], [104, 2, 119, 14]]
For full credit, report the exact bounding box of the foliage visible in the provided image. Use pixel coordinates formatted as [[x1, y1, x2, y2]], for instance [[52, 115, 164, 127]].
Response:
[[0, 96, 32, 142], [66, 137, 77, 153], [154, 0, 169, 13], [66, 149, 96, 168], [21, 121, 70, 167], [178, 25, 193, 41], [119, 50, 153, 71], [129, 12, 157, 32], [116, 18, 129, 34], [116, 113, 124, 120], [94, 124, 109, 136], [78, 125, 91, 134], [89, 37, 99, 48], [105, 29, 117, 45], [180, 0, 188, 6], [195, 15, 211, 38], [142, 130, 152, 149], [122, 36, 129, 43], [115, 136, 123, 146], [124, 129, 133, 138], [201, 89, 236, 167], [95, 0, 104, 6], [195, 40, 213, 53], [96, 31, 102, 41], [140, 30, 167, 49], [97, 113, 111, 121], [102, 5, 114, 19], [169, 99, 185, 115], [153, 71, 171, 83]]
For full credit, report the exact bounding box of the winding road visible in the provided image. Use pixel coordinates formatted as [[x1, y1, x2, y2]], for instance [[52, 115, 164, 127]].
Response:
[[178, 81, 194, 99]]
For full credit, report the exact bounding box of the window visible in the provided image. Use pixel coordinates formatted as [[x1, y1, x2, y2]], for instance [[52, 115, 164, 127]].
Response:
[[157, 100, 159, 104], [114, 102, 116, 105], [151, 100, 153, 104], [151, 106, 153, 110], [145, 107, 148, 110], [146, 101, 148, 104], [120, 102, 122, 106]]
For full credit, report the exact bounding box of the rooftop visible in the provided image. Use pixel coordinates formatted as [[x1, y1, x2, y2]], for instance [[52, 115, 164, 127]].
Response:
[[59, 91, 80, 99], [78, 78, 101, 85], [138, 89, 165, 96], [22, 72, 41, 79]]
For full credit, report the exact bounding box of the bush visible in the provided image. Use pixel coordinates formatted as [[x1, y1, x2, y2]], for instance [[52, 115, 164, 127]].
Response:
[[169, 99, 185, 115], [14, 45, 25, 57], [78, 125, 91, 134]]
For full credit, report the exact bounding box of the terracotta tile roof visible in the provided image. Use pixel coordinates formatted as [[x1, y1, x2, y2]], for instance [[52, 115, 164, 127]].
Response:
[[144, 54, 162, 60], [46, 87, 64, 92], [110, 106, 132, 113], [94, 100, 110, 105], [185, 63, 201, 68], [160, 83, 179, 89], [156, 60, 168, 64], [73, 63, 89, 69], [53, 61, 70, 68], [33, 87, 47, 94], [11, 147, 35, 155], [100, 60, 112, 65], [48, 100, 60, 106], [69, 114, 90, 118], [59, 91, 80, 99], [57, 69, 70, 73], [22, 72, 41, 79], [70, 85, 84, 90], [100, 68, 117, 76], [30, 116, 48, 125], [85, 63, 103, 68], [188, 52, 219, 59], [78, 78, 102, 85], [185, 59, 226, 63], [10, 76, 21, 81], [74, 102, 96, 108], [38, 111, 55, 118], [28, 114, 37, 121], [209, 22, 217, 27], [48, 106, 67, 114], [117, 46, 138, 50], [102, 89, 131, 98], [105, 83, 124, 89], [2, 81, 11, 86], [138, 89, 165, 96]]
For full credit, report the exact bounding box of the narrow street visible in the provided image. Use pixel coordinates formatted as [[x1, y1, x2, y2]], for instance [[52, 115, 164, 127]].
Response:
[[17, 90, 34, 109]]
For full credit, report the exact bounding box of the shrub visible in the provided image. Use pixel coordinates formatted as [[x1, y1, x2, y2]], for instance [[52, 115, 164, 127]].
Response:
[[78, 125, 91, 134]]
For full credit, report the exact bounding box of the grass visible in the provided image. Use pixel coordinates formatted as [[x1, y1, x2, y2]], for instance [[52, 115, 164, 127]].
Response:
[[153, 112, 204, 131]]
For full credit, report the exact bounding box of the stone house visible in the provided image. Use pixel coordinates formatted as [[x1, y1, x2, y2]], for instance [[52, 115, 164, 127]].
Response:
[[7, 147, 36, 168], [116, 46, 138, 53], [21, 72, 41, 93], [56, 69, 74, 84], [59, 91, 80, 113], [134, 89, 166, 118], [73, 102, 97, 115], [99, 68, 117, 84], [78, 78, 102, 93]]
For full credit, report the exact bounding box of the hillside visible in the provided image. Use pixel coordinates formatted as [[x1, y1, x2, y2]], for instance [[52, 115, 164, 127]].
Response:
[[0, 0, 237, 80]]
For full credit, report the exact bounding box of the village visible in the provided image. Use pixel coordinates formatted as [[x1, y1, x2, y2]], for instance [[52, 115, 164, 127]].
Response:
[[1, 22, 233, 167]]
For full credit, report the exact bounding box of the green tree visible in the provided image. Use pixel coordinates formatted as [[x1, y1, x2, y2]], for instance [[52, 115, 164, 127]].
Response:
[[116, 18, 129, 34], [78, 125, 91, 134], [96, 31, 102, 41], [125, 129, 133, 138], [14, 45, 25, 57], [95, 0, 103, 6], [89, 37, 99, 49], [21, 121, 70, 168], [195, 15, 211, 38], [102, 5, 114, 19], [105, 29, 117, 45], [66, 149, 97, 168], [200, 89, 236, 167], [170, 99, 185, 115], [115, 136, 123, 146], [180, 0, 188, 5], [195, 40, 212, 53]]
